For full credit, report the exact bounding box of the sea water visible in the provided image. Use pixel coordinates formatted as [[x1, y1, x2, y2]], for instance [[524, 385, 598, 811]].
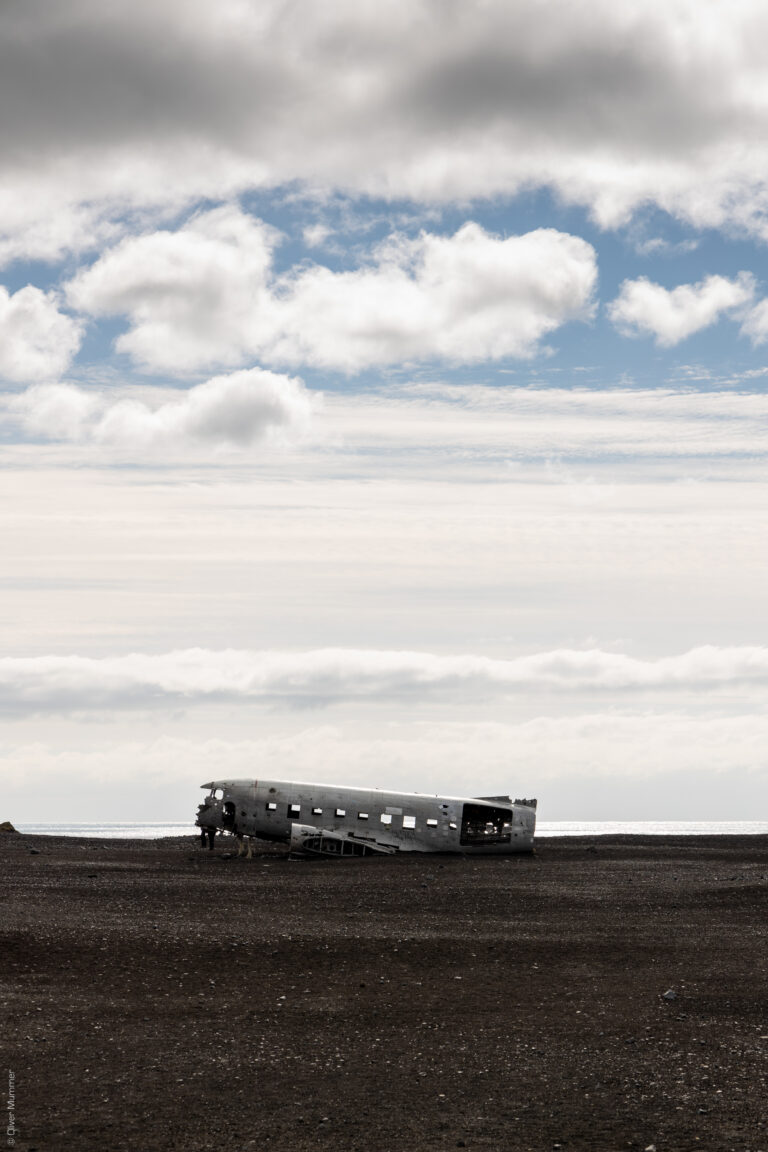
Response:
[[15, 822, 196, 839], [537, 820, 768, 836], [14, 820, 768, 838]]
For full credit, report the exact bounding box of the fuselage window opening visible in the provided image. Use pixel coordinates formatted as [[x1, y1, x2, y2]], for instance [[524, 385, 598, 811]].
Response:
[[380, 813, 392, 825], [335, 808, 346, 817], [402, 815, 416, 829], [312, 807, 323, 815], [222, 801, 236, 830], [266, 802, 277, 811], [449, 821, 457, 830], [288, 804, 301, 817], [459, 803, 513, 846], [357, 812, 369, 820], [426, 818, 438, 827]]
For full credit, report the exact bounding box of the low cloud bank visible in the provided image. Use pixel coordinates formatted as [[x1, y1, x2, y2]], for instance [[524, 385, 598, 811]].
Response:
[[2, 645, 768, 714], [10, 368, 316, 450], [7, 381, 768, 462], [4, 716, 768, 823]]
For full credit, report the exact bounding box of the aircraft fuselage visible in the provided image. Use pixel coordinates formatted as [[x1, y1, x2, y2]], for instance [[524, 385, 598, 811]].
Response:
[[196, 778, 536, 856]]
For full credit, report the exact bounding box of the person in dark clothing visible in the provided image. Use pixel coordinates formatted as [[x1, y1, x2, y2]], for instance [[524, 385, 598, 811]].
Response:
[[200, 825, 207, 848], [207, 826, 216, 851]]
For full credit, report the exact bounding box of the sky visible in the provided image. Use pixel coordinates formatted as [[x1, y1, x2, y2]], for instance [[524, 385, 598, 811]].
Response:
[[2, 0, 768, 822]]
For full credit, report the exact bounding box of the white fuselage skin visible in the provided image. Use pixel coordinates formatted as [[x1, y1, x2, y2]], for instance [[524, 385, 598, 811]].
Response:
[[196, 778, 536, 855]]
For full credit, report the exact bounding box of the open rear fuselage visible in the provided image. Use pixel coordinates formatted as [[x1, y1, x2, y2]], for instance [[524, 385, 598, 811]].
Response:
[[196, 778, 536, 856]]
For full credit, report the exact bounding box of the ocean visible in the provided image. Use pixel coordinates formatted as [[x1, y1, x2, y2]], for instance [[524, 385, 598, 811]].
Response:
[[14, 820, 768, 838]]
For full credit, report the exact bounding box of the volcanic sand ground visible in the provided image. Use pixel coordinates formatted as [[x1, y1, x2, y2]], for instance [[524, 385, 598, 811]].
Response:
[[2, 833, 767, 1152]]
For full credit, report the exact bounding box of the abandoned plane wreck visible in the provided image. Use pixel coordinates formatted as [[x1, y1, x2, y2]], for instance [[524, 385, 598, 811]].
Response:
[[196, 778, 537, 857]]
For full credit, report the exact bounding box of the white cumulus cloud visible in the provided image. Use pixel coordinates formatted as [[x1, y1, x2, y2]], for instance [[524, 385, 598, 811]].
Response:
[[270, 224, 597, 371], [65, 206, 280, 375], [11, 368, 316, 451], [608, 273, 755, 346], [0, 285, 83, 383], [739, 296, 768, 346], [66, 209, 597, 374]]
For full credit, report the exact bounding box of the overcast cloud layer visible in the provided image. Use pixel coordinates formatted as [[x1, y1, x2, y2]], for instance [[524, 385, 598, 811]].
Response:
[[7, 1, 768, 262]]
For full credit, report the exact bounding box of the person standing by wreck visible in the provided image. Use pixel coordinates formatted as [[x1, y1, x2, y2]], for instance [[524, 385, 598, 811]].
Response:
[[197, 797, 218, 850]]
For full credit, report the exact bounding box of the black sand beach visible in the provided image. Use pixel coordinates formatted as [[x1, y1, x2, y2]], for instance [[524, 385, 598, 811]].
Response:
[[2, 832, 767, 1152]]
